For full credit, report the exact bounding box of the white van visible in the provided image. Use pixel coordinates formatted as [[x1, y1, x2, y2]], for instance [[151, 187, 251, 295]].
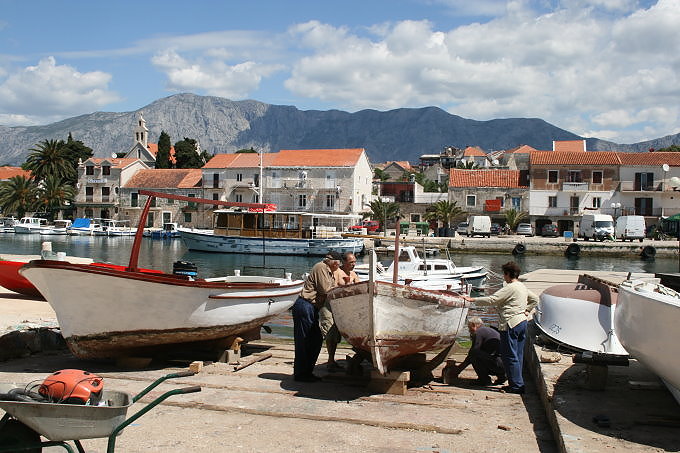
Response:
[[615, 215, 646, 242], [579, 213, 614, 241], [466, 216, 492, 238]]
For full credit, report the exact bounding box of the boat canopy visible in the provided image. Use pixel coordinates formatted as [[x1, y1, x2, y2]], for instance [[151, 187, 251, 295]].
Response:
[[71, 218, 92, 228]]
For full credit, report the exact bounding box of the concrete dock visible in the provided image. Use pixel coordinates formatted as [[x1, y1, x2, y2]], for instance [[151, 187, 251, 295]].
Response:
[[1, 269, 679, 452]]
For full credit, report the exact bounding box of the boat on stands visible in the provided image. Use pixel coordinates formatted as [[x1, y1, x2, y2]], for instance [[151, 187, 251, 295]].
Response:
[[179, 208, 364, 256], [533, 274, 628, 356], [67, 218, 99, 236], [39, 219, 72, 236], [615, 279, 680, 403], [327, 250, 469, 375], [13, 217, 49, 234], [0, 253, 94, 298], [18, 191, 305, 359], [355, 246, 487, 289]]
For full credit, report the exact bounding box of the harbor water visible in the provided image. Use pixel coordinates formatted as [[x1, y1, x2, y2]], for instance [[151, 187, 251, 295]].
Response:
[[1, 234, 677, 339]]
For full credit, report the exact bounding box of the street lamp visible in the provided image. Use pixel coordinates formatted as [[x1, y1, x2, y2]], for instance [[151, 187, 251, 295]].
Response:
[[611, 202, 621, 218]]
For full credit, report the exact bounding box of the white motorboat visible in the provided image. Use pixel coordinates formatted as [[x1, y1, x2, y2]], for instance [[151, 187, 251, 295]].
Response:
[[13, 217, 49, 234], [615, 279, 680, 403], [534, 274, 628, 356], [179, 210, 364, 256], [355, 246, 487, 289], [328, 252, 469, 374], [151, 222, 180, 239], [19, 190, 306, 359], [39, 219, 72, 236], [106, 220, 137, 236], [67, 218, 99, 236], [0, 217, 18, 233]]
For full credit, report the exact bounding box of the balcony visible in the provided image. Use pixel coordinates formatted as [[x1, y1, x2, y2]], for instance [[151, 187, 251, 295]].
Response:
[[620, 181, 664, 192], [232, 180, 259, 190], [562, 182, 589, 192], [283, 179, 312, 189]]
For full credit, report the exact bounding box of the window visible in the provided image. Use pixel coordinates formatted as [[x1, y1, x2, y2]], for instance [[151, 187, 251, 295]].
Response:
[[86, 166, 94, 175], [570, 196, 580, 214], [548, 170, 558, 183], [592, 197, 601, 208], [188, 193, 196, 209], [466, 195, 476, 207], [101, 186, 110, 202], [85, 186, 93, 201], [131, 192, 138, 207], [213, 193, 219, 209], [84, 209, 93, 217], [592, 171, 603, 184], [146, 211, 154, 228], [635, 172, 655, 191], [548, 196, 557, 208], [635, 198, 653, 216], [163, 212, 171, 224], [149, 196, 156, 208], [298, 194, 307, 208], [512, 197, 521, 209], [213, 173, 219, 188], [184, 213, 192, 223], [411, 214, 421, 222], [102, 166, 110, 176], [567, 170, 582, 183], [235, 194, 243, 203], [254, 174, 260, 187], [326, 194, 335, 209], [236, 173, 243, 182]]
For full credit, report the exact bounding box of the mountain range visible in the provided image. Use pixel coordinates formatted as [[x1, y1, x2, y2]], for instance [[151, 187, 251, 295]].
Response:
[[1, 93, 679, 166]]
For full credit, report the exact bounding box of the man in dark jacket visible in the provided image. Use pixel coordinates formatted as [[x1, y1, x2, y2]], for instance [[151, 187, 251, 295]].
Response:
[[450, 317, 506, 386]]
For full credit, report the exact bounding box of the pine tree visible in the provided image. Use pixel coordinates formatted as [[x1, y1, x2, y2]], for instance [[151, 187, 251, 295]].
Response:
[[156, 131, 172, 169]]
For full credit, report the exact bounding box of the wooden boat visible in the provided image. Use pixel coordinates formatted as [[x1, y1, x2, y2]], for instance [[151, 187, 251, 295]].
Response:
[[615, 279, 680, 403], [327, 251, 468, 374], [179, 209, 364, 256], [18, 191, 305, 359], [534, 274, 628, 356]]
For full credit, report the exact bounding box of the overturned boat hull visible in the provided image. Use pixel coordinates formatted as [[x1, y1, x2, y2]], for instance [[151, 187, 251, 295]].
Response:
[[328, 280, 468, 374]]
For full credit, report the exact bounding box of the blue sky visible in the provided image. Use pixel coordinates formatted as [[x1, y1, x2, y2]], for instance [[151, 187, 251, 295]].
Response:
[[0, 0, 676, 144]]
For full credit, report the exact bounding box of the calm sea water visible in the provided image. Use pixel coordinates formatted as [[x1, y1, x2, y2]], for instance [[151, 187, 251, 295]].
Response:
[[2, 234, 677, 338]]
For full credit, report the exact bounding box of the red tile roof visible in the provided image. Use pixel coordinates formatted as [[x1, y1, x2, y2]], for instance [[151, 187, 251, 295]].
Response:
[[146, 143, 176, 165], [616, 152, 680, 166], [0, 167, 31, 180], [124, 169, 203, 189], [449, 169, 527, 188], [504, 145, 538, 154], [273, 149, 365, 167], [203, 152, 274, 169], [86, 158, 142, 169], [553, 140, 586, 152], [530, 151, 620, 165], [463, 146, 486, 157]]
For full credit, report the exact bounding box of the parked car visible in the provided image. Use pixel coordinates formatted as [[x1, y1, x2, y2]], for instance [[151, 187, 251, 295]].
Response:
[[516, 223, 534, 236], [348, 220, 380, 233], [456, 222, 469, 235], [541, 224, 559, 237], [490, 223, 502, 235]]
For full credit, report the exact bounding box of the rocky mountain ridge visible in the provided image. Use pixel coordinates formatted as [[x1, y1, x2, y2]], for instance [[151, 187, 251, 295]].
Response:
[[0, 93, 677, 166]]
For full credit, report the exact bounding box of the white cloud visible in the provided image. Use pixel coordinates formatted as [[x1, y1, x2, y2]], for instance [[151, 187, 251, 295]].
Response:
[[283, 0, 680, 142], [151, 50, 283, 99], [0, 57, 120, 124]]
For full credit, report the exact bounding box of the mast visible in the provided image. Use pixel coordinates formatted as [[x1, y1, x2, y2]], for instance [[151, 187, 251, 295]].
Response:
[[259, 151, 264, 203]]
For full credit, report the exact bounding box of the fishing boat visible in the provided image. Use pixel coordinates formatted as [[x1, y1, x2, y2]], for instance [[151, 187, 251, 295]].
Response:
[[327, 251, 469, 375], [355, 246, 487, 289], [18, 191, 305, 359], [13, 217, 49, 234], [533, 274, 628, 356], [615, 279, 680, 403], [39, 219, 72, 236], [179, 209, 364, 256]]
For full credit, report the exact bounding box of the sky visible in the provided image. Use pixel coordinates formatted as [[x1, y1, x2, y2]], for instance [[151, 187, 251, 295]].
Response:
[[0, 0, 677, 144]]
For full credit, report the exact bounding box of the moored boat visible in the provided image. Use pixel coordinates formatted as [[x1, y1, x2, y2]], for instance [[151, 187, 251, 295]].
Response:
[[615, 279, 680, 403], [179, 209, 364, 256], [533, 274, 628, 356], [13, 217, 49, 234], [39, 219, 72, 236], [67, 218, 98, 236]]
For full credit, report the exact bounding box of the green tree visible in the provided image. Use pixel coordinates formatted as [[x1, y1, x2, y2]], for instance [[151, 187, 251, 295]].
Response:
[[456, 161, 478, 169], [236, 147, 257, 153], [155, 131, 172, 169], [656, 145, 680, 152], [24, 139, 76, 182], [424, 200, 465, 228], [504, 208, 528, 232], [362, 199, 400, 234], [35, 175, 76, 221], [373, 168, 391, 181], [62, 133, 93, 184], [174, 138, 203, 168], [0, 175, 37, 218]]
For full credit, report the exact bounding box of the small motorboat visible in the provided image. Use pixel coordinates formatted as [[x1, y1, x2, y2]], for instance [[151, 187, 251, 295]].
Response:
[[0, 217, 18, 233], [67, 218, 98, 236], [39, 219, 72, 236], [533, 274, 628, 356], [13, 217, 49, 234], [616, 279, 680, 403]]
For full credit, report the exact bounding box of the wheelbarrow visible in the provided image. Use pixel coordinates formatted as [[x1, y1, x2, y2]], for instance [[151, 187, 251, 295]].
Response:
[[0, 371, 201, 453]]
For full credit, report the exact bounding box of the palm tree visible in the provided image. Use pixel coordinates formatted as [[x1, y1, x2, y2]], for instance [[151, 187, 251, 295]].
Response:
[[504, 208, 528, 232], [373, 168, 391, 182], [362, 199, 400, 234], [424, 200, 465, 228], [0, 175, 37, 218], [24, 139, 76, 182], [35, 175, 76, 220]]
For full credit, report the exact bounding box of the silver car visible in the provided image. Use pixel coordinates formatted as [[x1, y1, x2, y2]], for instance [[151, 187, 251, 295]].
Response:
[[516, 223, 534, 236]]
